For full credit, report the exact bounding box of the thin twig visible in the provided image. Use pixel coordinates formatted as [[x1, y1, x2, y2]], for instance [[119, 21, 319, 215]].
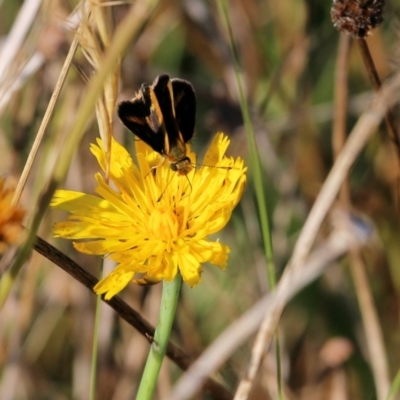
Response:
[[357, 38, 400, 210], [357, 39, 382, 91], [333, 34, 351, 202], [357, 38, 400, 148], [12, 32, 80, 206], [349, 249, 390, 400]]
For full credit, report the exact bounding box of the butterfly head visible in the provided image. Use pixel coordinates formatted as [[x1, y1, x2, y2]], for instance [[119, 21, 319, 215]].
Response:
[[165, 134, 192, 175]]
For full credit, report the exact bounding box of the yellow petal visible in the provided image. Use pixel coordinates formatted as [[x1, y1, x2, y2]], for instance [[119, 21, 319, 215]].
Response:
[[73, 238, 142, 255], [94, 266, 135, 299], [203, 132, 229, 165], [51, 190, 113, 213], [178, 252, 202, 287]]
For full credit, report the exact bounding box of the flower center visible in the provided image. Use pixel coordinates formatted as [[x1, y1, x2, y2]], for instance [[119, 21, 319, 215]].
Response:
[[149, 207, 179, 241]]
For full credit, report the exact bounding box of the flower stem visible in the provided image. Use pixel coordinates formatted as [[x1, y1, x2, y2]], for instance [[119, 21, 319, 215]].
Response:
[[136, 274, 182, 399], [89, 260, 104, 400]]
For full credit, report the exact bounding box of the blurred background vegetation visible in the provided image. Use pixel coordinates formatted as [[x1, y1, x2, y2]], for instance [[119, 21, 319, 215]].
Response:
[[1, 0, 400, 399]]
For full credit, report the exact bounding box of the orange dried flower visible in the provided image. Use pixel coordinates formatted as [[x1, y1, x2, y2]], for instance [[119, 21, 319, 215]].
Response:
[[0, 178, 25, 253]]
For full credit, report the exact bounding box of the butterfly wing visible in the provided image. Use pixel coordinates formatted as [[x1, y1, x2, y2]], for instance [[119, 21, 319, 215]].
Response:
[[117, 75, 196, 157], [171, 78, 196, 143], [117, 84, 166, 154], [152, 74, 183, 151]]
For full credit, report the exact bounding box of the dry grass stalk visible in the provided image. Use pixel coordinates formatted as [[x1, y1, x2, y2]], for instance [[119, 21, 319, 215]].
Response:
[[79, 1, 120, 179], [332, 30, 390, 400]]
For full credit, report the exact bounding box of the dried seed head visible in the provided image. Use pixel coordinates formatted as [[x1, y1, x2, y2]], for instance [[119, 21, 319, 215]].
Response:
[[331, 0, 385, 38]]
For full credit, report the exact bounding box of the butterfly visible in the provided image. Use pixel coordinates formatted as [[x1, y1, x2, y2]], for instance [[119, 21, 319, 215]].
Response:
[[117, 74, 196, 175]]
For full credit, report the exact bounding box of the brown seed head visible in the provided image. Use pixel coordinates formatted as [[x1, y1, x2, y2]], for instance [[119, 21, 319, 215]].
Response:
[[331, 0, 385, 38]]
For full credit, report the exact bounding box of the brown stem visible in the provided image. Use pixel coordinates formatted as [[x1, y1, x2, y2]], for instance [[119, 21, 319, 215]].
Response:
[[357, 38, 400, 171], [333, 34, 351, 202], [333, 35, 390, 400]]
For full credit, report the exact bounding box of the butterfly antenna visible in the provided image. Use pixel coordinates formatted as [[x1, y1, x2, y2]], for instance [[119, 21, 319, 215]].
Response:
[[157, 172, 175, 202], [157, 172, 194, 202], [144, 156, 166, 179], [184, 174, 193, 198], [193, 162, 232, 171]]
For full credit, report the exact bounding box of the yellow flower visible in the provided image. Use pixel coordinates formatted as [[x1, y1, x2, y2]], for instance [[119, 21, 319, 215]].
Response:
[[0, 178, 26, 254], [51, 133, 246, 299]]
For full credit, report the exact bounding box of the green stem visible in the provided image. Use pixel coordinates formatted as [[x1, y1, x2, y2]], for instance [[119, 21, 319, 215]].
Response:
[[136, 275, 182, 399], [89, 294, 101, 400], [217, 0, 276, 288], [89, 260, 104, 400]]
